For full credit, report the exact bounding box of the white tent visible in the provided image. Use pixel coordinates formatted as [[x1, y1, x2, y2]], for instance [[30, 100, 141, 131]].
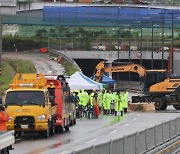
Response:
[[67, 71, 102, 91]]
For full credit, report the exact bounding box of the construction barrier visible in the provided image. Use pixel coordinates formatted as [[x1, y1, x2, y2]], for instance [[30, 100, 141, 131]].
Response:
[[68, 117, 180, 154]]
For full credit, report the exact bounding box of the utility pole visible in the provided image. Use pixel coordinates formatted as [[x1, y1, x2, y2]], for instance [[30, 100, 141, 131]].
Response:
[[161, 16, 164, 69], [0, 15, 2, 74], [171, 13, 174, 74], [151, 22, 154, 69]]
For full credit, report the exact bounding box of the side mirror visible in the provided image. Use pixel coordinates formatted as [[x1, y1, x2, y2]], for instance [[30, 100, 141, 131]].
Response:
[[0, 98, 3, 104]]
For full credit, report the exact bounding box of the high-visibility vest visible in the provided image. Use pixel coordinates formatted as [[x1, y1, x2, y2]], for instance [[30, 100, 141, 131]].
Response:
[[90, 92, 95, 105], [123, 92, 129, 108], [103, 92, 108, 110], [98, 92, 103, 107], [106, 93, 112, 110]]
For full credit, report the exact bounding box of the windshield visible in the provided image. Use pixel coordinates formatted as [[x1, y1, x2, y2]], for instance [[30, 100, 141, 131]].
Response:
[[5, 91, 45, 106]]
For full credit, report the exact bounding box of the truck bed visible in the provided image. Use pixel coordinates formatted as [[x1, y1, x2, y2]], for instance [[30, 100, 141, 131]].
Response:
[[0, 131, 15, 150]]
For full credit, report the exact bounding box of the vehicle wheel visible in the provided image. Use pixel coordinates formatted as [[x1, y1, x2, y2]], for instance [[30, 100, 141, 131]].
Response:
[[73, 119, 76, 125], [153, 97, 166, 110], [64, 125, 69, 131], [50, 120, 55, 136], [1, 147, 9, 154], [15, 131, 22, 137], [43, 123, 50, 138], [133, 97, 141, 103], [173, 105, 180, 110], [55, 126, 63, 134], [162, 104, 167, 110], [70, 119, 73, 126]]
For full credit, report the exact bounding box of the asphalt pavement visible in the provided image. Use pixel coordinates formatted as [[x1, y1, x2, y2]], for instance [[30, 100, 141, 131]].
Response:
[[9, 105, 180, 154]]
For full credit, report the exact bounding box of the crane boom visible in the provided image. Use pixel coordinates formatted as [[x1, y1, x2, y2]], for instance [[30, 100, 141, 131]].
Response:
[[95, 61, 146, 82]]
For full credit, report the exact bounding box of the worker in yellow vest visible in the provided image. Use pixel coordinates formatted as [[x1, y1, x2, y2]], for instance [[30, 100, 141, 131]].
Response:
[[90, 90, 96, 105], [111, 91, 116, 115], [98, 90, 103, 114], [123, 89, 129, 114], [106, 90, 112, 115], [114, 91, 123, 116], [102, 89, 107, 115]]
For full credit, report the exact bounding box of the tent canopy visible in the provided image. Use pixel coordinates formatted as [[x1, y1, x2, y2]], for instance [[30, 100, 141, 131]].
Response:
[[67, 71, 102, 91], [102, 75, 116, 85]]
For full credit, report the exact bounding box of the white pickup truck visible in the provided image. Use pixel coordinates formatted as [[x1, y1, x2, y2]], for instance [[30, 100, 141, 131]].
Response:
[[0, 131, 14, 153], [0, 98, 15, 153]]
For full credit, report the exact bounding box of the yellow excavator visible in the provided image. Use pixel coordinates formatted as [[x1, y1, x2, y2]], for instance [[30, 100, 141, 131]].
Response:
[[94, 61, 180, 110]]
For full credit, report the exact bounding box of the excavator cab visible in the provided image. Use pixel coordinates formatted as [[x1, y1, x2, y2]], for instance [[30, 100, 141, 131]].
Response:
[[143, 70, 167, 93]]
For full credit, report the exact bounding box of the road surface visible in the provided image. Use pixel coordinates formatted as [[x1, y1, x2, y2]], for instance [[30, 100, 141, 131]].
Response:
[[2, 51, 65, 75]]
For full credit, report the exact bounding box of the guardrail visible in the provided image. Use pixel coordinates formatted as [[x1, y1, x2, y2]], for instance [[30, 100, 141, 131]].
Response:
[[69, 117, 180, 154], [49, 49, 82, 72]]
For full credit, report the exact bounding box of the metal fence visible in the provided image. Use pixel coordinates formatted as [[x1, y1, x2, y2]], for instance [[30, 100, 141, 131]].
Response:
[[69, 116, 180, 154]]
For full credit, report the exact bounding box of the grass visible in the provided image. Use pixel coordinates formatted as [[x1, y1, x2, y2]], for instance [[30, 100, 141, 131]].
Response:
[[61, 59, 79, 76], [49, 52, 79, 76], [0, 59, 36, 96]]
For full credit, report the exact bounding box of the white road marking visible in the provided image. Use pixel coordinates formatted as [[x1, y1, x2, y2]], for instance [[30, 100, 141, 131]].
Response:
[[109, 130, 117, 134], [124, 123, 129, 127], [86, 139, 97, 144], [133, 118, 137, 121], [137, 113, 141, 116], [58, 151, 68, 154]]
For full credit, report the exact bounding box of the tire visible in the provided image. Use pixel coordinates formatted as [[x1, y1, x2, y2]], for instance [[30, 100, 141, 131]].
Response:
[[0, 147, 9, 154], [153, 97, 166, 110], [43, 123, 50, 138], [70, 118, 73, 126], [162, 104, 167, 110], [50, 120, 55, 136], [64, 125, 69, 131], [173, 105, 180, 110], [55, 126, 63, 134], [134, 97, 141, 103], [73, 119, 76, 125]]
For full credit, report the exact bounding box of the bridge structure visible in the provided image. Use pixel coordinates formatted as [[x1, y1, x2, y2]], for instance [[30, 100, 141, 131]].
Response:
[[0, 2, 180, 75]]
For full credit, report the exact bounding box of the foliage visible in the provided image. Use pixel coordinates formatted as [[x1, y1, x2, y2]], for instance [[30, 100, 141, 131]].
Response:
[[2, 35, 48, 51], [0, 59, 36, 95], [0, 61, 14, 95], [61, 59, 78, 76]]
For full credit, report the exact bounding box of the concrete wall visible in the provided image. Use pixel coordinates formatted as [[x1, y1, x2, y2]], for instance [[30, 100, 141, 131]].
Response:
[[58, 50, 169, 62], [174, 52, 180, 74]]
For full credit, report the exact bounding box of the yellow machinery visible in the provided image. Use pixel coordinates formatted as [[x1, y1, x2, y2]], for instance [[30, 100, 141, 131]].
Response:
[[4, 73, 56, 138], [94, 61, 180, 110]]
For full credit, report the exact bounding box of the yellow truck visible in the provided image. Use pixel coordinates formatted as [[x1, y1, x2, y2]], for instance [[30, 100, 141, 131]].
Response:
[[3, 73, 56, 138]]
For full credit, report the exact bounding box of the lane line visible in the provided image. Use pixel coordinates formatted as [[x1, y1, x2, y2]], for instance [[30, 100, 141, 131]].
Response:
[[133, 118, 137, 121], [86, 139, 97, 144], [124, 123, 129, 127], [109, 130, 117, 134], [59, 151, 68, 154], [137, 113, 141, 116]]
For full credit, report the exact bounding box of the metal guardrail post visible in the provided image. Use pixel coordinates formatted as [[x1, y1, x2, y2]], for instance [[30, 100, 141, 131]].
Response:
[[91, 145, 95, 154], [169, 120, 171, 139], [145, 128, 148, 151], [162, 122, 165, 142], [154, 125, 157, 146], [135, 131, 139, 154], [123, 136, 126, 154], [109, 140, 112, 154], [175, 117, 178, 136]]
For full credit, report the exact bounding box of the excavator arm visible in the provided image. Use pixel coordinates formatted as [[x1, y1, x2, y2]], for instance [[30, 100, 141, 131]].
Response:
[[95, 61, 146, 82]]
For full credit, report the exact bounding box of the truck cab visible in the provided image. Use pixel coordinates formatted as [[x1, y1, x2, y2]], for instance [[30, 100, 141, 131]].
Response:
[[4, 73, 56, 138]]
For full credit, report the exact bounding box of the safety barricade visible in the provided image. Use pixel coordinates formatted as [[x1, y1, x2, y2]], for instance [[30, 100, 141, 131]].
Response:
[[70, 116, 180, 154]]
